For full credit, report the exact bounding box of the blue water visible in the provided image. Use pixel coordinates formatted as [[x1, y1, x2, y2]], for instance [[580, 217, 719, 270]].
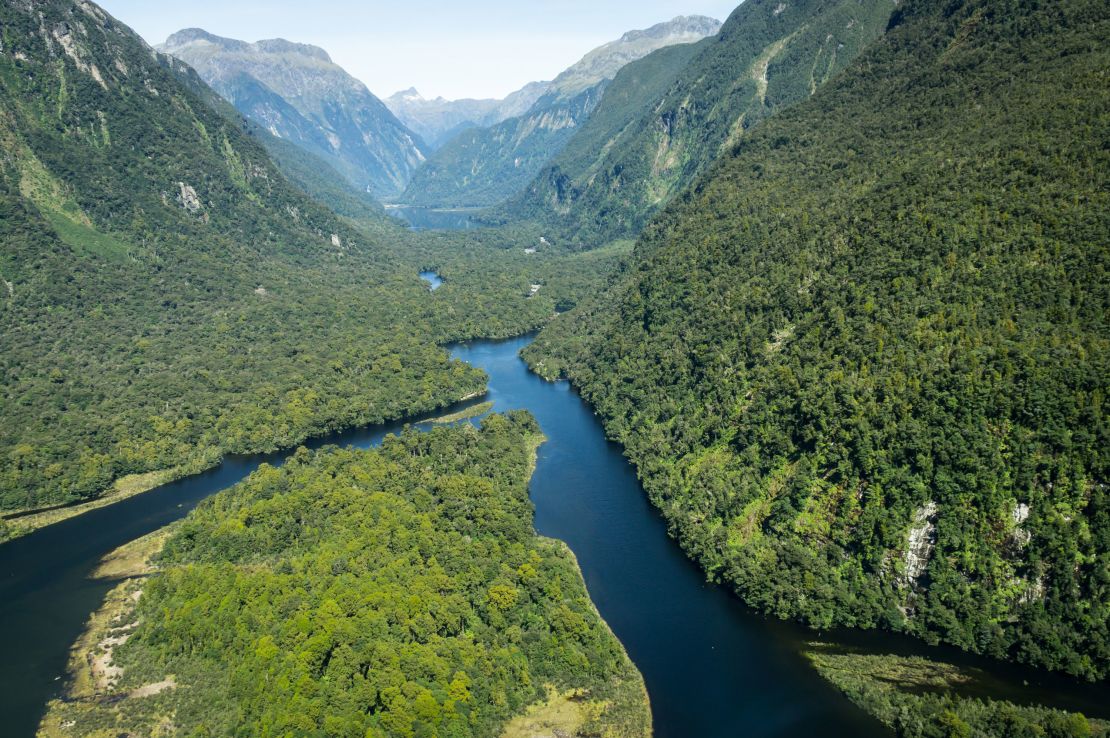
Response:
[[419, 270, 444, 290], [390, 206, 481, 232], [450, 336, 888, 738], [2, 336, 1106, 737]]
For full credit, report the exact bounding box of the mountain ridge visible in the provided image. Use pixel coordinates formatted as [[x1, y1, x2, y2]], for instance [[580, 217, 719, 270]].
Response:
[[499, 0, 895, 244], [399, 14, 721, 208], [159, 28, 426, 198], [385, 80, 551, 150]]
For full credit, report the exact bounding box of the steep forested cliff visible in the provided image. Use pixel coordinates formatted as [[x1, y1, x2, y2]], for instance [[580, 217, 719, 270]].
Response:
[[502, 0, 894, 244], [526, 0, 1110, 679]]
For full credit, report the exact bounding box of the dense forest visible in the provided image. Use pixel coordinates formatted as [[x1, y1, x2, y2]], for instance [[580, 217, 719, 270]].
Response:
[[498, 0, 894, 245], [526, 0, 1110, 680], [39, 414, 650, 737], [0, 0, 613, 533]]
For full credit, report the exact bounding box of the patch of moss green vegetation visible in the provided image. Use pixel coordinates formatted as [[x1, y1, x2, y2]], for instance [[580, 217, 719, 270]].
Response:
[[526, 0, 1109, 679], [16, 145, 129, 260], [40, 414, 650, 738], [429, 401, 495, 425], [806, 647, 1106, 738]]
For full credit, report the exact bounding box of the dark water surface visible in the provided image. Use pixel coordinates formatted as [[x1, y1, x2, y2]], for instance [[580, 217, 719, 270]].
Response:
[[387, 205, 482, 231], [2, 335, 1106, 736]]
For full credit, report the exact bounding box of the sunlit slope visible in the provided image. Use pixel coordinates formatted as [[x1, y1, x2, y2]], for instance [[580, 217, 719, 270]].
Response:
[[0, 0, 494, 518]]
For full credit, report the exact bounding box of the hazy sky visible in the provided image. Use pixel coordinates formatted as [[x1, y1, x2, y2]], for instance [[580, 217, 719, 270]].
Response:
[[96, 0, 740, 100]]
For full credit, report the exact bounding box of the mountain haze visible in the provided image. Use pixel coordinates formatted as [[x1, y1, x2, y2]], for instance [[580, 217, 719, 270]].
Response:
[[159, 29, 426, 198], [385, 81, 551, 150], [399, 15, 722, 208]]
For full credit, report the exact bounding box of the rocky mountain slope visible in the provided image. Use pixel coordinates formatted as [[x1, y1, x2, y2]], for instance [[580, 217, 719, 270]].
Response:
[[159, 29, 426, 198], [526, 0, 1110, 680], [501, 0, 895, 244], [399, 15, 721, 208], [385, 81, 550, 150]]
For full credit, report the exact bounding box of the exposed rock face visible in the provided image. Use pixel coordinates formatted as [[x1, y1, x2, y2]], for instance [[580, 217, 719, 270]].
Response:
[[903, 501, 939, 586], [158, 29, 426, 199], [176, 182, 202, 213], [1010, 501, 1033, 549]]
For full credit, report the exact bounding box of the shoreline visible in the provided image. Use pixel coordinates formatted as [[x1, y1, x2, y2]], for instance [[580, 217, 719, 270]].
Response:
[[1, 466, 199, 544], [0, 386, 494, 546], [38, 526, 177, 738]]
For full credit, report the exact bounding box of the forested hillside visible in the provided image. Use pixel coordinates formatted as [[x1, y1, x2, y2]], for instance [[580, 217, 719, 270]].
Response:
[[0, 0, 562, 527], [526, 0, 1110, 681], [501, 0, 893, 244], [399, 86, 605, 208], [39, 414, 651, 737]]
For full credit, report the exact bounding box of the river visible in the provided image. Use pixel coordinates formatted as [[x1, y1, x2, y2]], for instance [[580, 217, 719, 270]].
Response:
[[1, 335, 1106, 737]]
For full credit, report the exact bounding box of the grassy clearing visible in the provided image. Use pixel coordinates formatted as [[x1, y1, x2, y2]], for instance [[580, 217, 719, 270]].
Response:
[[93, 525, 178, 580], [427, 401, 495, 425], [500, 685, 595, 738]]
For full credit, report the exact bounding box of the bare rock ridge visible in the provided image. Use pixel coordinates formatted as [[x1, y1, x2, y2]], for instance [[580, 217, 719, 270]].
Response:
[[159, 29, 426, 199]]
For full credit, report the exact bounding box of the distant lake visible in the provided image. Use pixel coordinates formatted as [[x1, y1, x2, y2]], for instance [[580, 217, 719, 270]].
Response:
[[419, 271, 444, 290], [386, 205, 483, 231]]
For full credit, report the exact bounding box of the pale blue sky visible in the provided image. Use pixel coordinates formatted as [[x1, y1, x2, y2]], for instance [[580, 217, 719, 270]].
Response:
[[97, 0, 741, 100]]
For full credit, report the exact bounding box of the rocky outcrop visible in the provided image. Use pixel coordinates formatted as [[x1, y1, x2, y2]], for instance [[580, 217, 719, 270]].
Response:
[[902, 501, 938, 586], [176, 182, 202, 213]]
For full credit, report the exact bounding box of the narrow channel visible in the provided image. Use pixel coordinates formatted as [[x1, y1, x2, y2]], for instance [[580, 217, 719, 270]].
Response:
[[1, 335, 1106, 737]]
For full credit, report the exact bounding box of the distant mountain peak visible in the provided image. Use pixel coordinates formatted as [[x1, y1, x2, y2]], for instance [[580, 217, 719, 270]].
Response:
[[618, 15, 722, 44], [389, 88, 426, 103], [161, 30, 332, 63], [159, 28, 425, 198]]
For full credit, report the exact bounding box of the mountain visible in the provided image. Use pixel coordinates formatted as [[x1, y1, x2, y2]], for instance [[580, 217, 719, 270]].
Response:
[[0, 0, 555, 523], [525, 0, 1110, 683], [159, 29, 426, 199], [501, 0, 895, 244], [163, 56, 388, 225], [385, 81, 551, 150], [399, 15, 721, 208]]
